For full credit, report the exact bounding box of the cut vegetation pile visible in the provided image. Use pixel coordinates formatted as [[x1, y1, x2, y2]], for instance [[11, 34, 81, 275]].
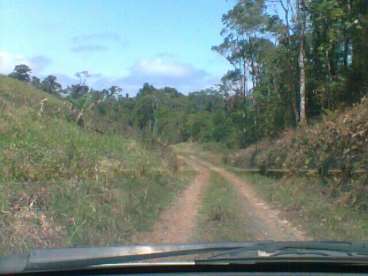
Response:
[[229, 97, 368, 211], [0, 76, 186, 254]]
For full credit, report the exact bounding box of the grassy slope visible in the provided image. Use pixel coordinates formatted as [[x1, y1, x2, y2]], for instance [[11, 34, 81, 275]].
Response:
[[194, 172, 253, 242], [235, 173, 368, 240], [0, 76, 189, 254], [178, 142, 368, 240], [224, 98, 368, 240], [229, 98, 368, 210]]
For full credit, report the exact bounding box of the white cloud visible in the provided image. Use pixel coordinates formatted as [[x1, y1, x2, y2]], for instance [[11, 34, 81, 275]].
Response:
[[90, 56, 220, 95], [72, 33, 124, 45], [71, 32, 128, 53], [29, 56, 52, 72], [0, 51, 51, 74], [0, 50, 220, 95], [0, 51, 30, 74], [133, 58, 193, 78], [71, 45, 109, 53]]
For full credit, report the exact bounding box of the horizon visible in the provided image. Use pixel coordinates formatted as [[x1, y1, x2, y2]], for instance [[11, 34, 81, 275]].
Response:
[[0, 0, 234, 95]]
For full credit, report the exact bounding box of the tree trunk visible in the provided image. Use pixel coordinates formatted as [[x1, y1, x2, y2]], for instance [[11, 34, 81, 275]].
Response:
[[242, 59, 248, 97], [350, 0, 368, 102], [280, 0, 298, 125], [248, 38, 257, 88], [325, 49, 332, 109], [343, 37, 350, 71], [344, 0, 352, 71], [298, 0, 307, 126]]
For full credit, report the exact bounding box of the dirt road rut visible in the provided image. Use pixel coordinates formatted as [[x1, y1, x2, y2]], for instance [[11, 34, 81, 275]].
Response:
[[189, 155, 308, 241], [139, 154, 307, 243], [138, 156, 210, 243]]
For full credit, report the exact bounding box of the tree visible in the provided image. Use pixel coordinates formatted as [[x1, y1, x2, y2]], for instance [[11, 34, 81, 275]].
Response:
[[349, 0, 368, 102], [31, 76, 42, 89], [271, 0, 299, 125], [137, 83, 156, 98], [75, 71, 90, 85], [218, 70, 243, 97], [297, 0, 307, 125], [41, 75, 62, 94], [8, 64, 32, 82], [213, 0, 270, 97], [108, 85, 123, 97], [68, 84, 89, 99]]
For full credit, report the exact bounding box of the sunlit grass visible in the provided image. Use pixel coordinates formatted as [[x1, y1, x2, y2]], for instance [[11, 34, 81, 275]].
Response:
[[0, 76, 188, 254], [194, 172, 253, 242], [236, 172, 368, 240]]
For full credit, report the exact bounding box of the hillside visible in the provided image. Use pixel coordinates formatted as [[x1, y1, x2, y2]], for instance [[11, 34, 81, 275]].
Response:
[[0, 76, 185, 254], [229, 97, 368, 211]]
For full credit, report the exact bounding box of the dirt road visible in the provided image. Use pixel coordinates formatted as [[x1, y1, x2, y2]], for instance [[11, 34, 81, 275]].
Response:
[[139, 153, 307, 243], [189, 155, 308, 241], [137, 156, 210, 243]]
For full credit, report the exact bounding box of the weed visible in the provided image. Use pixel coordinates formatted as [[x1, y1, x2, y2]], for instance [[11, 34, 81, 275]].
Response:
[[194, 172, 253, 242], [0, 76, 187, 254], [237, 173, 368, 240]]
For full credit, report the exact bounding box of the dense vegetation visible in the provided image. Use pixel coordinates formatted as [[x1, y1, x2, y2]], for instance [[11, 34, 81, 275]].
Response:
[[229, 96, 368, 210], [7, 0, 368, 149], [195, 172, 254, 242], [2, 0, 368, 245], [0, 0, 368, 252], [0, 76, 187, 253]]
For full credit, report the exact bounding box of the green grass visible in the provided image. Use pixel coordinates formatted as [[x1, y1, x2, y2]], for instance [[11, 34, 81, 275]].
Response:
[[175, 142, 231, 166], [177, 140, 368, 241], [194, 172, 253, 242], [235, 172, 368, 240], [0, 76, 190, 254]]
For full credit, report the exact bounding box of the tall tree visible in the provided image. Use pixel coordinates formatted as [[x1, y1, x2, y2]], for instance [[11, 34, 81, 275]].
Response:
[[108, 85, 123, 97], [69, 84, 90, 99], [297, 0, 307, 125], [8, 64, 32, 82], [75, 71, 90, 85], [349, 0, 368, 102], [41, 75, 62, 94], [213, 0, 270, 97], [31, 76, 42, 89]]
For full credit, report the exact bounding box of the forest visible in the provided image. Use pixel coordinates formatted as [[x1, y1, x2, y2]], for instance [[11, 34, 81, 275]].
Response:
[[7, 0, 368, 149], [2, 0, 368, 256]]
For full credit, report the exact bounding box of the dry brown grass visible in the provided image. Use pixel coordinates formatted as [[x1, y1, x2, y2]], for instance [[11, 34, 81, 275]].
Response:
[[229, 97, 368, 210]]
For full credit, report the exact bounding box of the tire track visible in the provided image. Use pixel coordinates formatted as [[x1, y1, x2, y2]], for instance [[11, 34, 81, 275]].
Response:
[[189, 155, 308, 241], [137, 156, 210, 243]]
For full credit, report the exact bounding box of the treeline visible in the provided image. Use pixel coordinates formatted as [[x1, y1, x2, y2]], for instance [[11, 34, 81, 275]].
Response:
[[213, 0, 368, 130], [6, 65, 239, 146], [7, 0, 368, 148], [135, 0, 368, 148]]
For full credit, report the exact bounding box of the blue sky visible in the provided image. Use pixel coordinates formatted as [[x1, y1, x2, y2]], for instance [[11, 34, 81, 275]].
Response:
[[0, 0, 234, 94]]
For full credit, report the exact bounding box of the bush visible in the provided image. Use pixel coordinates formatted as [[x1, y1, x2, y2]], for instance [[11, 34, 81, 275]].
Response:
[[230, 97, 368, 210]]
